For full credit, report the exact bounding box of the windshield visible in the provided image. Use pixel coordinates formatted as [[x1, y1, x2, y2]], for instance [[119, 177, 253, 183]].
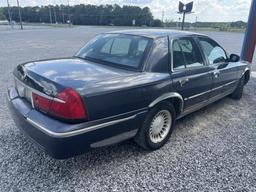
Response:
[[75, 34, 152, 69]]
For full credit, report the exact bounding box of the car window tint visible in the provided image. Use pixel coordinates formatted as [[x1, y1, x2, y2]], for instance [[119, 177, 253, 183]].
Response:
[[110, 38, 131, 55], [178, 38, 204, 68], [100, 39, 113, 53], [198, 37, 227, 64], [172, 40, 186, 70], [138, 40, 148, 52], [76, 34, 152, 69]]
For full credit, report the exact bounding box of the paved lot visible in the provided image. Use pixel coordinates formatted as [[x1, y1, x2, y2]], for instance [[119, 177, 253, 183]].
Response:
[[0, 26, 256, 192]]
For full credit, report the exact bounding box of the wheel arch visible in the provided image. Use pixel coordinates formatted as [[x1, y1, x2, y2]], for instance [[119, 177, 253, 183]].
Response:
[[243, 69, 250, 85], [149, 92, 184, 116]]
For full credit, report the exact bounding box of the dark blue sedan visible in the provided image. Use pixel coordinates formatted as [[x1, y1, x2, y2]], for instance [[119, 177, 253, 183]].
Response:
[[7, 30, 251, 159]]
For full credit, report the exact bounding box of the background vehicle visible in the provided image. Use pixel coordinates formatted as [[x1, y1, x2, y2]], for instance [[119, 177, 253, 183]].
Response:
[[7, 30, 250, 159]]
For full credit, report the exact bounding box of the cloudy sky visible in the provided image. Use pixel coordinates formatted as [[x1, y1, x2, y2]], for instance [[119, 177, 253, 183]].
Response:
[[0, 0, 252, 22]]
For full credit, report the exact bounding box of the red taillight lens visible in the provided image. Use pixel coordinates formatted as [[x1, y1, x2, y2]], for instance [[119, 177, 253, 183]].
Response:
[[50, 88, 88, 120], [32, 93, 52, 112], [32, 88, 88, 121]]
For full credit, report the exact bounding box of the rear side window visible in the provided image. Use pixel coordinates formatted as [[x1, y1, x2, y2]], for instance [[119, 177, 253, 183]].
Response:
[[198, 37, 227, 64], [172, 40, 186, 70], [172, 37, 204, 71]]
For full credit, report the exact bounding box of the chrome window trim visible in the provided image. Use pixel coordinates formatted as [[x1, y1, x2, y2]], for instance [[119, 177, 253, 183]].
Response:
[[170, 36, 207, 73], [27, 114, 137, 138], [170, 38, 175, 72]]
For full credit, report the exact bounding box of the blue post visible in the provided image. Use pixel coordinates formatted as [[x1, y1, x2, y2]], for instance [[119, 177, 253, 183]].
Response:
[[241, 0, 256, 63]]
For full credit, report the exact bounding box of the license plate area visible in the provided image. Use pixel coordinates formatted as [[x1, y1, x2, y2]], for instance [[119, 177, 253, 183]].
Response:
[[15, 80, 33, 104]]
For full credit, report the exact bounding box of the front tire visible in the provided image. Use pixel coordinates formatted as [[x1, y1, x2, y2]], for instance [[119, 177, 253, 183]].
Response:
[[230, 75, 245, 100], [135, 102, 176, 150]]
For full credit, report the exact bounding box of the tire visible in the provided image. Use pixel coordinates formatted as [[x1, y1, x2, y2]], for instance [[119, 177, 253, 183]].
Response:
[[135, 101, 176, 150], [230, 75, 245, 100]]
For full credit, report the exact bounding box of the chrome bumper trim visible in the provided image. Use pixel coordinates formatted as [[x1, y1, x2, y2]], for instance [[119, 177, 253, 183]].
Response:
[[27, 114, 137, 138]]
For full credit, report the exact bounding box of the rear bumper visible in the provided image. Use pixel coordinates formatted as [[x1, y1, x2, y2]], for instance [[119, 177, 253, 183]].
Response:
[[7, 87, 147, 159]]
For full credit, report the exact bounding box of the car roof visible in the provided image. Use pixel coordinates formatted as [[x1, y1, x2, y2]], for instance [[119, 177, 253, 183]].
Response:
[[106, 29, 207, 39]]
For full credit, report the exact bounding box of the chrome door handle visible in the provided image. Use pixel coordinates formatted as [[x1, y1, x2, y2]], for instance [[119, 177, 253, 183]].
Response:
[[179, 78, 189, 86], [213, 71, 220, 78]]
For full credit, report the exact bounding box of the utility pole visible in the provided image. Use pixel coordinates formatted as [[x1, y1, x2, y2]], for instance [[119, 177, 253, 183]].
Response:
[[48, 6, 53, 24], [16, 0, 23, 30], [162, 11, 164, 27], [60, 6, 64, 23], [6, 0, 13, 29], [67, 0, 71, 27], [178, 2, 194, 31], [181, 12, 185, 30], [53, 0, 57, 24], [195, 16, 198, 30]]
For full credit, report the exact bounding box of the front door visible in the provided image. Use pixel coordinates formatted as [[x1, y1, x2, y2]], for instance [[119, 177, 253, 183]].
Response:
[[197, 36, 238, 98]]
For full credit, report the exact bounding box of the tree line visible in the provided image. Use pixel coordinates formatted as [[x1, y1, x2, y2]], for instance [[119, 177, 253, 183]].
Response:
[[164, 20, 247, 30], [0, 5, 247, 29], [0, 4, 161, 26]]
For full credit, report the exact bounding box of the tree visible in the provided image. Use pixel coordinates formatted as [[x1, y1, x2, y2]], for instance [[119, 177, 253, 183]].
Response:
[[152, 19, 161, 27], [231, 21, 247, 29], [0, 8, 6, 20], [2, 4, 154, 26]]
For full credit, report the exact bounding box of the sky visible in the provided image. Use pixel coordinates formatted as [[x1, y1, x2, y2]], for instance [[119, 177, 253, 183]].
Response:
[[0, 0, 252, 22]]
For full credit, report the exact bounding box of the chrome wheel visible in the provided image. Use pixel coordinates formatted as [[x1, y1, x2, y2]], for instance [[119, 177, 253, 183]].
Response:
[[149, 110, 172, 143]]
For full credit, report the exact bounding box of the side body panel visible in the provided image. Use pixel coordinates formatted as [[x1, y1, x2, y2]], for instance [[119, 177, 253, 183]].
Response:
[[209, 62, 239, 98]]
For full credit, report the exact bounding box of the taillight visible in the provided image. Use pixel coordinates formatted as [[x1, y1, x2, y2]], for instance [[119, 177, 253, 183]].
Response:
[[50, 88, 87, 120], [32, 93, 52, 112], [32, 88, 88, 121]]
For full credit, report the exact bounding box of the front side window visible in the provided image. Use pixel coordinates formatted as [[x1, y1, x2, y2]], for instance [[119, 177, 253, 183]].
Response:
[[76, 34, 152, 69], [198, 37, 227, 64]]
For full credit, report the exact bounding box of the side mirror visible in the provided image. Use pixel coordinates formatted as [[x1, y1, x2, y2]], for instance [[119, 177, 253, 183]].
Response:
[[229, 54, 240, 62]]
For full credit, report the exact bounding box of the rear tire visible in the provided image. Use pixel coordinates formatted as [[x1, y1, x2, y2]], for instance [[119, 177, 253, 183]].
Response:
[[230, 75, 245, 100], [135, 101, 176, 150]]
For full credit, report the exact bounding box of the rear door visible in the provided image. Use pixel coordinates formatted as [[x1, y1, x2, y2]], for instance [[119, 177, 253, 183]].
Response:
[[170, 36, 213, 110], [197, 36, 238, 98]]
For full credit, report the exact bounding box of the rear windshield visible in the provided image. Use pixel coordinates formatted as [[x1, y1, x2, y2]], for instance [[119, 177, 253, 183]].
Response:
[[75, 34, 152, 69]]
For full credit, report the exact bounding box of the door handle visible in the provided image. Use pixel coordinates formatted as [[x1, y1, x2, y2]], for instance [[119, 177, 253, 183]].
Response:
[[179, 78, 189, 86], [213, 71, 220, 78]]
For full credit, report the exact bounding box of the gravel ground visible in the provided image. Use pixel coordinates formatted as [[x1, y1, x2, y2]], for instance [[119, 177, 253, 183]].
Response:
[[0, 26, 255, 192]]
